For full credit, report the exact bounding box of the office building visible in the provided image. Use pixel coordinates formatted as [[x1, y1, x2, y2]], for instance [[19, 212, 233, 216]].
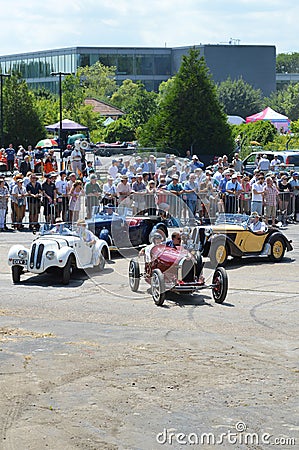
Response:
[[0, 44, 276, 96]]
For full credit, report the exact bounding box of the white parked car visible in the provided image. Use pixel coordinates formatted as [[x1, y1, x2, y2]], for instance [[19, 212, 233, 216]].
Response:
[[8, 223, 110, 285]]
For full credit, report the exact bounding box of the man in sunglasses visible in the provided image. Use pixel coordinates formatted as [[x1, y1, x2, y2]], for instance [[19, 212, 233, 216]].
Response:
[[166, 231, 182, 249]]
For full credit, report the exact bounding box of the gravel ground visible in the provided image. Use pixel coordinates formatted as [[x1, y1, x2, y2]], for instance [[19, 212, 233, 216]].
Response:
[[0, 221, 298, 449]]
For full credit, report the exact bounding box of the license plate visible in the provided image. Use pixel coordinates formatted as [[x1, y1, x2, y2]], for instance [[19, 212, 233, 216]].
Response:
[[12, 259, 27, 265]]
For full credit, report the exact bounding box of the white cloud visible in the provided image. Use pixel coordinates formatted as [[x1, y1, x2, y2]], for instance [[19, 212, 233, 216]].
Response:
[[0, 0, 298, 55]]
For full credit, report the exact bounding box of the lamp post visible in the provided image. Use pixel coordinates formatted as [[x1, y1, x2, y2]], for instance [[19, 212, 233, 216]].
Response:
[[0, 73, 11, 148], [50, 71, 70, 170]]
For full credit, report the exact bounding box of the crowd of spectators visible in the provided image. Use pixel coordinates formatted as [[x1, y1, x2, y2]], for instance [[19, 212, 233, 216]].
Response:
[[0, 148, 298, 232]]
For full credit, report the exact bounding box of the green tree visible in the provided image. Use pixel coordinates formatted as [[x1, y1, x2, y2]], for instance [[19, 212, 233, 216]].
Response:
[[232, 121, 277, 158], [111, 80, 158, 130], [265, 82, 299, 121], [3, 74, 45, 147], [62, 74, 85, 113], [102, 117, 135, 142], [276, 52, 299, 73], [217, 77, 263, 118], [139, 48, 234, 159], [77, 61, 117, 100], [110, 79, 139, 109]]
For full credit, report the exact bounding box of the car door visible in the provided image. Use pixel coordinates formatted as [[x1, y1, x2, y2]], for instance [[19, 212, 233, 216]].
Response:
[[72, 236, 93, 266], [233, 230, 267, 253]]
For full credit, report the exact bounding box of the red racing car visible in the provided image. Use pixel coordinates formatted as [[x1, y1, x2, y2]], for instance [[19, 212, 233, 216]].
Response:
[[128, 233, 228, 306]]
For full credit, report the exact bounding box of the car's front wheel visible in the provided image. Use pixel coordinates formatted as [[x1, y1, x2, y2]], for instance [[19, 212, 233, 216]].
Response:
[[128, 259, 140, 292], [98, 252, 106, 271], [151, 269, 166, 306], [269, 236, 286, 262], [12, 265, 22, 284], [61, 256, 74, 285], [212, 267, 228, 304]]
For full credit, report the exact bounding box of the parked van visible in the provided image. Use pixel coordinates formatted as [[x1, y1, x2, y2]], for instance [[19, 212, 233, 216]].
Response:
[[242, 150, 299, 175]]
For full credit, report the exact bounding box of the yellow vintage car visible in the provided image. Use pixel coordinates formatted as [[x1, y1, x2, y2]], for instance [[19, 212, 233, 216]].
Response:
[[194, 214, 293, 267]]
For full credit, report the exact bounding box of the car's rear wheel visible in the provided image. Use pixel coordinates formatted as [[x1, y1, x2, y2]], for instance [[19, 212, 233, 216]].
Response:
[[61, 256, 74, 285], [129, 259, 140, 292], [209, 239, 228, 267], [12, 265, 22, 284], [151, 269, 166, 306], [212, 267, 228, 304], [269, 236, 286, 262]]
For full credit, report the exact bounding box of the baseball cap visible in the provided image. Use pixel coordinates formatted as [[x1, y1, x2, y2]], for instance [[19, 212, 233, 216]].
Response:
[[292, 172, 299, 176]]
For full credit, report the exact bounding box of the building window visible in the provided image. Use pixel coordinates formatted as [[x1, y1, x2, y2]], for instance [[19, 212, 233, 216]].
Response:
[[79, 54, 90, 67], [117, 55, 133, 75], [154, 55, 171, 75], [135, 55, 154, 75]]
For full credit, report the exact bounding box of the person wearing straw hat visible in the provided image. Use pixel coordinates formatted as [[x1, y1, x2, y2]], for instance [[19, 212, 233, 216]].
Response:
[[76, 218, 98, 264], [11, 177, 27, 230]]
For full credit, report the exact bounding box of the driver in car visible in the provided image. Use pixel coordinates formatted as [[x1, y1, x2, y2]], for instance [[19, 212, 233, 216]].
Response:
[[139, 231, 165, 262], [50, 217, 70, 234], [249, 212, 267, 234], [165, 231, 182, 248]]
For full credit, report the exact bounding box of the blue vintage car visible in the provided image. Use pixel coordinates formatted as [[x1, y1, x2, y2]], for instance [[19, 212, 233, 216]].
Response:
[[86, 206, 177, 250]]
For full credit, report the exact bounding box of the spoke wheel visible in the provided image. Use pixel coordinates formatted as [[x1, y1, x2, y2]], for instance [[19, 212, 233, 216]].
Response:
[[269, 237, 285, 262], [212, 267, 228, 304], [210, 240, 228, 267], [151, 269, 166, 306], [129, 259, 140, 292]]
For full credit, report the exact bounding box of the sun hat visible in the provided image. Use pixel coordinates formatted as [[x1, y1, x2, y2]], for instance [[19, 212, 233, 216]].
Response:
[[76, 219, 87, 226]]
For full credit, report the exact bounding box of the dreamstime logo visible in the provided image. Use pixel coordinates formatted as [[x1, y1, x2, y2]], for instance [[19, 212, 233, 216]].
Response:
[[156, 422, 296, 446]]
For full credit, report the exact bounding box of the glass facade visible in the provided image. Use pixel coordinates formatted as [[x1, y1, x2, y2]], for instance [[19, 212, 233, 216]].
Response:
[[0, 45, 276, 96], [0, 47, 173, 93]]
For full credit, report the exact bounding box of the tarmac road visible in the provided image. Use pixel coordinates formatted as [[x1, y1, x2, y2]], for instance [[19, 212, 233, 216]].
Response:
[[0, 224, 298, 449]]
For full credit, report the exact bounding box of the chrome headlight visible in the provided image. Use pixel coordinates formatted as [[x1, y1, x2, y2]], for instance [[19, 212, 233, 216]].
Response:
[[46, 250, 55, 260], [18, 249, 28, 259], [205, 227, 213, 237]]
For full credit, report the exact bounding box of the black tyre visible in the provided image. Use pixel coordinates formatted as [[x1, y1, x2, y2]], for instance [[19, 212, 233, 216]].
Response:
[[195, 253, 204, 278], [209, 238, 228, 267], [151, 269, 166, 306], [12, 265, 22, 284], [98, 252, 106, 271], [129, 259, 140, 292], [61, 256, 73, 285], [212, 267, 228, 304], [268, 236, 286, 262]]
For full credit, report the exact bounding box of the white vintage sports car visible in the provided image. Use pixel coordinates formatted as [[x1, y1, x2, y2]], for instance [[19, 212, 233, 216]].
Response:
[[8, 223, 110, 285]]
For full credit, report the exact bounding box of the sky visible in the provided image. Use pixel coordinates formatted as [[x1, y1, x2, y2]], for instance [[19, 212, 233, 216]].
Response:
[[1, 0, 298, 56]]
